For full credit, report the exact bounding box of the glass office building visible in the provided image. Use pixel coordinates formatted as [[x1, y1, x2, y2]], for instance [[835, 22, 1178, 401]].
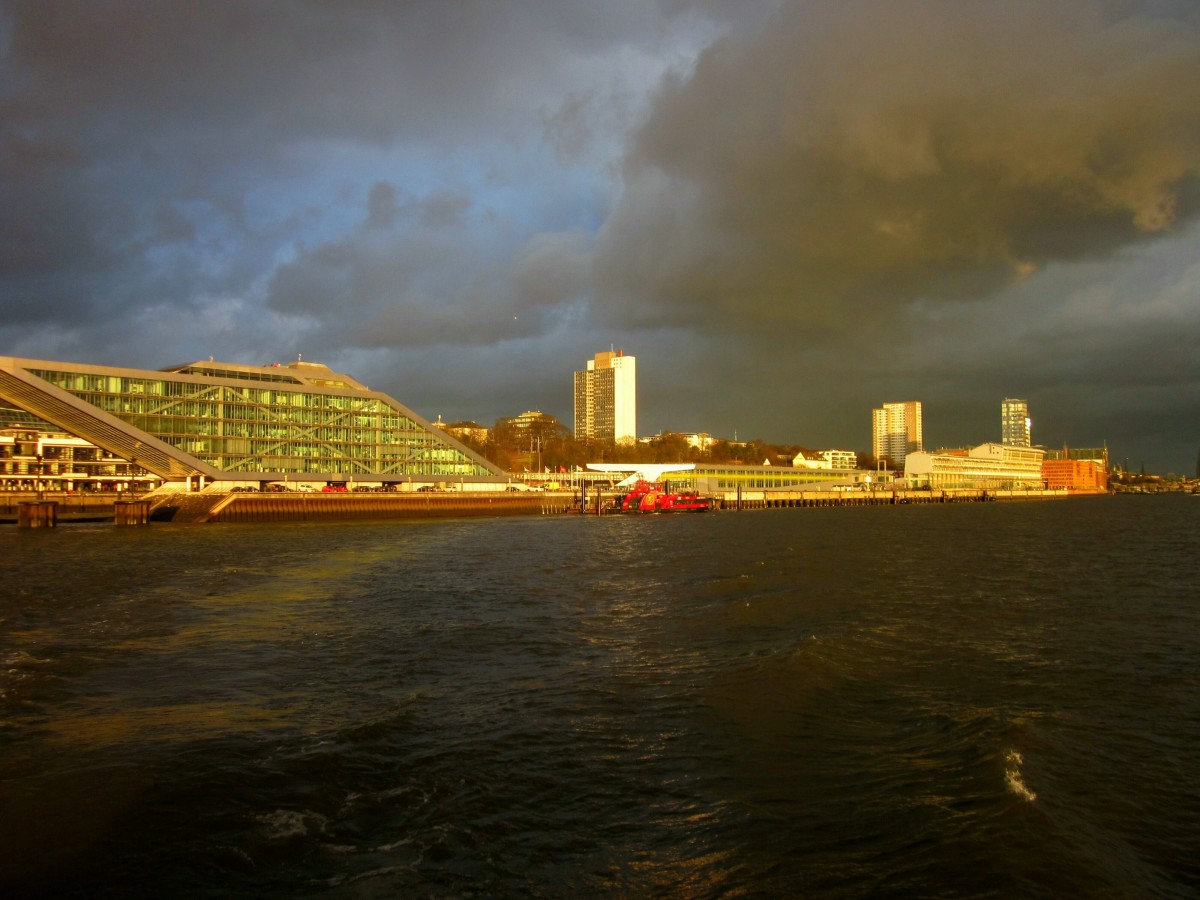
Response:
[[0, 356, 503, 486], [1001, 398, 1032, 447]]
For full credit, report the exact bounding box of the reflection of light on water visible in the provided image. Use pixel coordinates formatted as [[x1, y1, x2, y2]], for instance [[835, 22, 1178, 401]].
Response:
[[627, 843, 739, 897], [1004, 749, 1037, 802], [4, 536, 437, 757], [42, 702, 294, 748]]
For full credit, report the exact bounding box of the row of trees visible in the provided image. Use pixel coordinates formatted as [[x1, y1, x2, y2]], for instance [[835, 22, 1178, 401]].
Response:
[[449, 420, 877, 474]]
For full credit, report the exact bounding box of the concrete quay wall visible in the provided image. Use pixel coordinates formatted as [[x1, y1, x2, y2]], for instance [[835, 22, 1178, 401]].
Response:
[[4, 487, 1072, 525], [153, 490, 577, 524], [0, 492, 128, 523], [718, 488, 1069, 510]]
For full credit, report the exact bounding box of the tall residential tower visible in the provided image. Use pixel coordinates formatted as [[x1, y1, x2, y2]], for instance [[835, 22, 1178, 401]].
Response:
[[872, 401, 923, 468], [1001, 398, 1032, 446], [573, 349, 636, 444]]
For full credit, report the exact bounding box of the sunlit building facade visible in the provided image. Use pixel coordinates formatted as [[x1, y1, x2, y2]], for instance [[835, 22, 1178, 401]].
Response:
[[1001, 398, 1032, 446], [903, 442, 1045, 490], [1041, 444, 1108, 491], [1043, 445, 1108, 466], [441, 420, 489, 444], [588, 461, 876, 493], [872, 401, 923, 467], [1041, 458, 1107, 492], [1, 406, 156, 491], [573, 349, 636, 443], [494, 410, 568, 445], [0, 356, 503, 487], [793, 449, 858, 470]]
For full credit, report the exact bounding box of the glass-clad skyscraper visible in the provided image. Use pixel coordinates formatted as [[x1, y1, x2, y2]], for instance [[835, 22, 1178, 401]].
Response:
[[1001, 398, 1031, 447], [0, 356, 502, 485]]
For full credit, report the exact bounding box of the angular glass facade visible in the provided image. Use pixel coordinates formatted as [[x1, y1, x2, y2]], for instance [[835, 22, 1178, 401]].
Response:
[[0, 357, 502, 482]]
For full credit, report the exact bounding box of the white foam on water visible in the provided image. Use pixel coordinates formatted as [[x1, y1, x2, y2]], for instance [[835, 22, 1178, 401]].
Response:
[[320, 834, 415, 856], [256, 808, 328, 840], [1004, 750, 1037, 802]]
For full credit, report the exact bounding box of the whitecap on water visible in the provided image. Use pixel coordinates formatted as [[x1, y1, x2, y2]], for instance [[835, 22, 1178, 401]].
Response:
[[1004, 749, 1037, 802], [256, 808, 328, 840]]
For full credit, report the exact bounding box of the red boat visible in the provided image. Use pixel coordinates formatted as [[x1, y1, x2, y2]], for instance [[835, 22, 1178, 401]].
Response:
[[617, 480, 711, 513]]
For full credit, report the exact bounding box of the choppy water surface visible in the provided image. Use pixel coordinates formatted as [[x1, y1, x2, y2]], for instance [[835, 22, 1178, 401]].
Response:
[[2, 496, 1197, 897]]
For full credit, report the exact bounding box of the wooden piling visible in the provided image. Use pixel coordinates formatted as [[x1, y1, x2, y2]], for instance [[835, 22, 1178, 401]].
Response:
[[17, 501, 57, 528], [114, 499, 151, 526]]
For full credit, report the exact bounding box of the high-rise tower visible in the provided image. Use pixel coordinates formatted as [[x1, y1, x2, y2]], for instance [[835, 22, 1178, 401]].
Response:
[[573, 349, 636, 443], [1001, 398, 1031, 447], [871, 401, 923, 468]]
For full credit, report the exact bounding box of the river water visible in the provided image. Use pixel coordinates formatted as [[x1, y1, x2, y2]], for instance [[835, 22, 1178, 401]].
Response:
[[2, 495, 1197, 898]]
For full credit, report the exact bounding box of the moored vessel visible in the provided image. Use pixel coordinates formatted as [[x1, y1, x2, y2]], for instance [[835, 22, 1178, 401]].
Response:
[[617, 480, 711, 513]]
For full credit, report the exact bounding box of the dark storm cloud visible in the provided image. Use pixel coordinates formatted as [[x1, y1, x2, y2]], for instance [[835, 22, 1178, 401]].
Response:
[[0, 0, 692, 342], [511, 232, 591, 313], [266, 181, 589, 351], [594, 0, 1200, 332], [1, 0, 711, 156]]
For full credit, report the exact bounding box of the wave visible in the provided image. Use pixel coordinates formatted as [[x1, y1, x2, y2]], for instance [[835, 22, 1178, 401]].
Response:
[[1004, 749, 1037, 802]]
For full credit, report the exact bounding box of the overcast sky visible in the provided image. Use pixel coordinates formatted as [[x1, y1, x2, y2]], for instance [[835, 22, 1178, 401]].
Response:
[[2, 0, 1198, 471]]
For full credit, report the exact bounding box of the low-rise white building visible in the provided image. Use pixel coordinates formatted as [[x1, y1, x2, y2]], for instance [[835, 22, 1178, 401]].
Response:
[[904, 442, 1045, 490], [793, 449, 858, 470]]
